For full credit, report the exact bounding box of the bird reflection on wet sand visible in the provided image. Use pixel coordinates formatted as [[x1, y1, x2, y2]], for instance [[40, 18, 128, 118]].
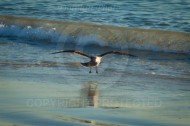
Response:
[[80, 81, 100, 108]]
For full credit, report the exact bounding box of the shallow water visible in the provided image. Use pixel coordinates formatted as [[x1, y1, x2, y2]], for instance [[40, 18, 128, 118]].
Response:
[[0, 37, 190, 126]]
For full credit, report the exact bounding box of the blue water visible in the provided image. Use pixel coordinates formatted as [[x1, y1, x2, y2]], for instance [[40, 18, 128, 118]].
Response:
[[1, 0, 190, 32], [0, 0, 190, 126]]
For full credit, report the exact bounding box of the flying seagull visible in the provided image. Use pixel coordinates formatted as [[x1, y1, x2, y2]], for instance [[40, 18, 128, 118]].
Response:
[[51, 50, 136, 73]]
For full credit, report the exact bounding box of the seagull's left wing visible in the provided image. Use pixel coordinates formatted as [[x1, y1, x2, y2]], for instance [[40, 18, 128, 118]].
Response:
[[51, 50, 92, 58]]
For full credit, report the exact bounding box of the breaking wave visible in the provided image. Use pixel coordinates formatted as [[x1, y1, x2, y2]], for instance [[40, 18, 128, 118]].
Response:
[[0, 15, 190, 54]]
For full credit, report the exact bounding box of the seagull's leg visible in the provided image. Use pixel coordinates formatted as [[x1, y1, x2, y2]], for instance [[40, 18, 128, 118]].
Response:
[[89, 67, 92, 73], [96, 66, 98, 74]]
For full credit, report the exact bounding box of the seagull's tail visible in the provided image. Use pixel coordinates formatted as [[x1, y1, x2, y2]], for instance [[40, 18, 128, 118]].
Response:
[[81, 62, 90, 67], [81, 62, 97, 67]]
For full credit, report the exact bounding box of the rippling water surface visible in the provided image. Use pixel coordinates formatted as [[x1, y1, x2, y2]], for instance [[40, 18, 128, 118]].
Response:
[[1, 0, 190, 32]]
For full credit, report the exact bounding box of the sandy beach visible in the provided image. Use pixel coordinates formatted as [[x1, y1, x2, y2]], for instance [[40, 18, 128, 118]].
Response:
[[1, 67, 190, 126]]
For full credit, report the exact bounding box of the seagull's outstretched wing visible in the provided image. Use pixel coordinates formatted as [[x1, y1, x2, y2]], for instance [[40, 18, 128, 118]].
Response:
[[99, 51, 136, 57], [51, 50, 92, 58]]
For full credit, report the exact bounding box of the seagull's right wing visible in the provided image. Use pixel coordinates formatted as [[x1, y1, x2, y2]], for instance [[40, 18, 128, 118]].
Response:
[[99, 51, 136, 57], [51, 50, 92, 58]]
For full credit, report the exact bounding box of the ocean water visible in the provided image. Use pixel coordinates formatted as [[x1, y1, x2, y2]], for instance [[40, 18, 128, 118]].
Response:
[[0, 0, 190, 126], [1, 0, 190, 32]]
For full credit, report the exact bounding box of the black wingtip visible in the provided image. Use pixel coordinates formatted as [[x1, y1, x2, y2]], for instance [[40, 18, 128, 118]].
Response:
[[51, 51, 61, 54], [50, 50, 73, 54], [128, 54, 137, 57], [51, 52, 57, 54]]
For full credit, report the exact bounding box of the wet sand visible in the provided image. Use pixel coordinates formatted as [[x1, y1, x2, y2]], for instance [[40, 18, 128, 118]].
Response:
[[1, 74, 190, 126]]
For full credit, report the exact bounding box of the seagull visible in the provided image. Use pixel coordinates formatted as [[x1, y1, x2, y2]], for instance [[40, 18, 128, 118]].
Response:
[[51, 50, 136, 73]]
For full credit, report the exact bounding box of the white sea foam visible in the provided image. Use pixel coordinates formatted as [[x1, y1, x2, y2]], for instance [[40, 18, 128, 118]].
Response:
[[0, 24, 5, 28], [0, 24, 105, 47]]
